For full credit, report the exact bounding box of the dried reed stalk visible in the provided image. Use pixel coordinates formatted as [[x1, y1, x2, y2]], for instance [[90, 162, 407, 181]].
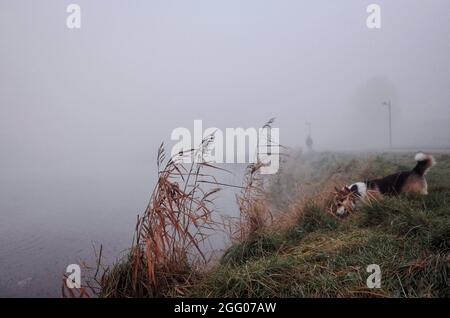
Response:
[[62, 119, 280, 297], [233, 119, 280, 240], [129, 136, 226, 297]]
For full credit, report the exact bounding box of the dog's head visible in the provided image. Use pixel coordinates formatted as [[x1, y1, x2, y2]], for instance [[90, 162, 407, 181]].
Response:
[[331, 186, 357, 216]]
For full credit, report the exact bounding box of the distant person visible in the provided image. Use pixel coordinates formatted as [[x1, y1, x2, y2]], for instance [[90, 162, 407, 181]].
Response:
[[306, 135, 313, 152]]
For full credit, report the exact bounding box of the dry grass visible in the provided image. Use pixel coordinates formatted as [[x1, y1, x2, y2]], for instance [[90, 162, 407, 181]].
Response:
[[62, 120, 280, 298], [234, 162, 273, 240], [274, 172, 344, 231], [229, 118, 281, 241], [62, 135, 231, 298], [102, 138, 229, 297]]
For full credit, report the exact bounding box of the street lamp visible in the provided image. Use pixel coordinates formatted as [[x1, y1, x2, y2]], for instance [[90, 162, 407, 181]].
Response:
[[305, 122, 313, 151], [382, 100, 392, 148]]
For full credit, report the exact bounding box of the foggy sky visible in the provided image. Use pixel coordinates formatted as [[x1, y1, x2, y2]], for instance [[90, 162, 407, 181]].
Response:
[[1, 0, 450, 172]]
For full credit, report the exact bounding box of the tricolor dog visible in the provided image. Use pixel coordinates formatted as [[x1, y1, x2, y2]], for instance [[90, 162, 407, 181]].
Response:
[[332, 153, 436, 216]]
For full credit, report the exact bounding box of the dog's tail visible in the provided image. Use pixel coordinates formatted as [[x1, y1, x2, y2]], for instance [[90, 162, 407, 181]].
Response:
[[413, 152, 435, 176]]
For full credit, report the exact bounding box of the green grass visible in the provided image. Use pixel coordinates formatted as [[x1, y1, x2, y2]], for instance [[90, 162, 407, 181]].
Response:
[[191, 152, 450, 298]]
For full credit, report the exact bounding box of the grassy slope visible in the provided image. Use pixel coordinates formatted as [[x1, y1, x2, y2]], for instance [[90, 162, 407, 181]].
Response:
[[191, 152, 450, 298]]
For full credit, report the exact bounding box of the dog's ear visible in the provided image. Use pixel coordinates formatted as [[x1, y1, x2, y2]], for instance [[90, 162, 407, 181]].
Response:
[[334, 186, 340, 193]]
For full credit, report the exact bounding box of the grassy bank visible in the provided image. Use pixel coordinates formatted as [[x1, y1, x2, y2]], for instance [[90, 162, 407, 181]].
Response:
[[190, 152, 450, 298], [95, 151, 449, 298]]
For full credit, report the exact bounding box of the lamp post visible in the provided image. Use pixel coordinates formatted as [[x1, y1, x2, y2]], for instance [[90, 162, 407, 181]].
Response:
[[382, 100, 392, 148], [305, 122, 313, 151]]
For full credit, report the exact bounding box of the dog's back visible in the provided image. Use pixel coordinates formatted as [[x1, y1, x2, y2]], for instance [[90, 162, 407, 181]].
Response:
[[368, 153, 435, 196], [368, 171, 411, 195]]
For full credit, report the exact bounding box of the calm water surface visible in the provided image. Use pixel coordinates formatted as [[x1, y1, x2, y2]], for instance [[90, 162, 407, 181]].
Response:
[[0, 160, 244, 297]]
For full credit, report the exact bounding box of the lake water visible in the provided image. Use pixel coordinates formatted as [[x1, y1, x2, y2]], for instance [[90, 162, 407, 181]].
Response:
[[0, 159, 245, 297]]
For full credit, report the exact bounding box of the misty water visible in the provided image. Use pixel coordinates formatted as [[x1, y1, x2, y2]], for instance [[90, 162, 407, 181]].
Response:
[[0, 159, 246, 297]]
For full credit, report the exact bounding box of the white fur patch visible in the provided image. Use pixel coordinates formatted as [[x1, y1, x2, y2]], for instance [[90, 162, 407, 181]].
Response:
[[356, 182, 367, 198], [336, 206, 346, 216], [415, 152, 428, 161], [349, 182, 367, 198], [414, 153, 436, 175]]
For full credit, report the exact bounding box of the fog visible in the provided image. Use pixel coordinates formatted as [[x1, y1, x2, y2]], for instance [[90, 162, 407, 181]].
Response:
[[0, 0, 449, 296]]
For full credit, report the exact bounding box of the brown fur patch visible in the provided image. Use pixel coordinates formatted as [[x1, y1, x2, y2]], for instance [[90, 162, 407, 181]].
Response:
[[401, 175, 427, 194]]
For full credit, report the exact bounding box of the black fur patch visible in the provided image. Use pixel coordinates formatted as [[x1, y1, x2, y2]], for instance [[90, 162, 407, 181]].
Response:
[[349, 184, 361, 197], [413, 160, 430, 176], [367, 171, 414, 196]]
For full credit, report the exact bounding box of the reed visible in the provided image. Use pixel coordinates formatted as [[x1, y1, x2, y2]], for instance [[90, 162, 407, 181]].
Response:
[[107, 137, 227, 297]]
